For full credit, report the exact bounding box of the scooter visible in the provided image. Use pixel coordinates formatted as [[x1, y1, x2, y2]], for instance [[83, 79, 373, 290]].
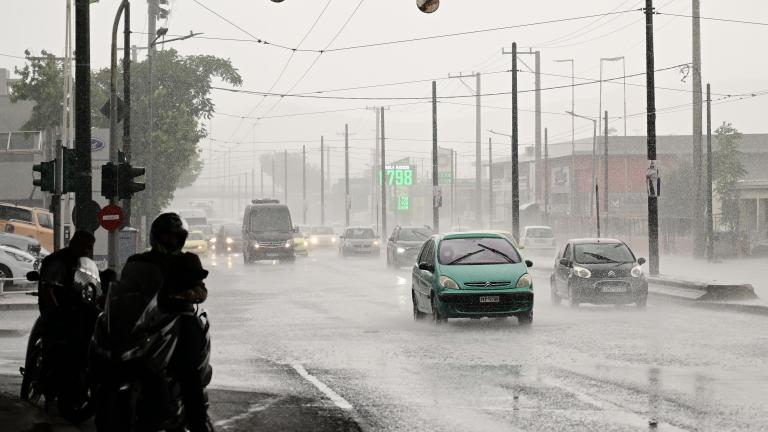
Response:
[[90, 261, 211, 432], [20, 257, 103, 424]]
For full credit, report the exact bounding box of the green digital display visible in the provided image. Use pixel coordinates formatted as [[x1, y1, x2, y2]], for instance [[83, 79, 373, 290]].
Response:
[[397, 195, 410, 210], [379, 165, 415, 186]]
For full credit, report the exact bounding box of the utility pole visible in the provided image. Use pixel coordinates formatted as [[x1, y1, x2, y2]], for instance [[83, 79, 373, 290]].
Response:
[[321, 137, 325, 225], [74, 0, 93, 233], [706, 83, 714, 261], [645, 0, 660, 275], [488, 137, 493, 227], [604, 110, 609, 222], [596, 184, 601, 237], [260, 160, 264, 197], [692, 0, 705, 257], [511, 43, 520, 241], [122, 1, 132, 226], [432, 81, 440, 233], [146, 0, 157, 235], [344, 123, 350, 227], [544, 128, 549, 223], [302, 144, 307, 224], [380, 108, 387, 242], [448, 72, 482, 226], [554, 58, 576, 216], [284, 149, 288, 205], [450, 149, 456, 227]]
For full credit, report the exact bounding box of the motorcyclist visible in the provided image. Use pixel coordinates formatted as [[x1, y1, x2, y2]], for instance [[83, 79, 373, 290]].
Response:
[[126, 213, 214, 432], [36, 230, 96, 407]]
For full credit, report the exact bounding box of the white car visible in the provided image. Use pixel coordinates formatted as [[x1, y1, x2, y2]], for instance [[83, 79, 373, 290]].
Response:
[[0, 244, 37, 289], [309, 226, 338, 248], [520, 225, 556, 255]]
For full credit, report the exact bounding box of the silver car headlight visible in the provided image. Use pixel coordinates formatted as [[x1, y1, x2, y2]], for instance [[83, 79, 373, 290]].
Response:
[[572, 266, 592, 279], [252, 241, 260, 249], [285, 240, 293, 248], [631, 265, 643, 278], [226, 237, 234, 244]]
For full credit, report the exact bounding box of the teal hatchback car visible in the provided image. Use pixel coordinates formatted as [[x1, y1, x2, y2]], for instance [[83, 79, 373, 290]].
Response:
[[412, 232, 534, 325]]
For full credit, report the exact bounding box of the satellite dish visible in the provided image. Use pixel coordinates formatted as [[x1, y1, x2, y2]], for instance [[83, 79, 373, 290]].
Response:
[[416, 0, 439, 13]]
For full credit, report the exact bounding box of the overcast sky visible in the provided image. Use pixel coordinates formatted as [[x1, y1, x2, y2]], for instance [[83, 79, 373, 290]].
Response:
[[2, 0, 767, 180]]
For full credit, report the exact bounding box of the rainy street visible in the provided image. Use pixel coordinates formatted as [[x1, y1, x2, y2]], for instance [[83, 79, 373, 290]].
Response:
[[200, 250, 768, 431]]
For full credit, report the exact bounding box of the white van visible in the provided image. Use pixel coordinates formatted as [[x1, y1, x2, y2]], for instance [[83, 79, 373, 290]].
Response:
[[520, 226, 556, 255]]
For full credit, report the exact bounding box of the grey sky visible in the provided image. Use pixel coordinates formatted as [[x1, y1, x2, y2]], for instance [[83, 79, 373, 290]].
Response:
[[3, 0, 767, 179]]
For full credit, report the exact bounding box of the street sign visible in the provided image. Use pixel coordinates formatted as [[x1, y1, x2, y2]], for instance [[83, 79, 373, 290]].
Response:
[[397, 195, 410, 211], [72, 200, 102, 233], [98, 204, 125, 232]]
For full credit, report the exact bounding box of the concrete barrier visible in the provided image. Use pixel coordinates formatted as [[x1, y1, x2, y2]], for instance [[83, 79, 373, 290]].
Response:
[[647, 276, 759, 301]]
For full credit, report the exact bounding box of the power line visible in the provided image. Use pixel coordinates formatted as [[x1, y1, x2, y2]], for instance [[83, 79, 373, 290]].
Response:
[[657, 12, 768, 27]]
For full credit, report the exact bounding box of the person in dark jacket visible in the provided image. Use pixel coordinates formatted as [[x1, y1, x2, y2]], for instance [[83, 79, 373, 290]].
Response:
[[126, 213, 214, 432]]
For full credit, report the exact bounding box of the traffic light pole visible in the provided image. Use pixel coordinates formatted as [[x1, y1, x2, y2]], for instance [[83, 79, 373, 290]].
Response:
[[122, 0, 132, 225], [108, 0, 128, 271], [74, 0, 93, 234]]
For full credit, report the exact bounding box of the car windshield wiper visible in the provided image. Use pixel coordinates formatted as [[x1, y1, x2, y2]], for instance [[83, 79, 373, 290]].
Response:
[[448, 249, 485, 265], [477, 243, 515, 263], [583, 252, 619, 263]]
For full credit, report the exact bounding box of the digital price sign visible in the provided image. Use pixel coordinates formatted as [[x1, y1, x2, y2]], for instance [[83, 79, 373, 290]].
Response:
[[379, 164, 415, 186]]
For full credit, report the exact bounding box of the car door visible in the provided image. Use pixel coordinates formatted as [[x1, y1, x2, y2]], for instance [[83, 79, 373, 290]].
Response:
[[423, 240, 438, 312], [555, 243, 572, 296], [412, 240, 433, 311]]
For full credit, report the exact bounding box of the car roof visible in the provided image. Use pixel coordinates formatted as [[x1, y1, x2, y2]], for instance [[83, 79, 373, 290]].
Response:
[[0, 233, 40, 244], [524, 225, 553, 230], [440, 232, 505, 240], [568, 238, 624, 244]]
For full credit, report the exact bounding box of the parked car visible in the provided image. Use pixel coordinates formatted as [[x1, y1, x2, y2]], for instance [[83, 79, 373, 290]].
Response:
[[339, 226, 380, 257], [0, 233, 48, 259], [0, 244, 37, 290], [411, 232, 534, 325], [183, 231, 209, 255], [309, 226, 337, 248], [520, 225, 556, 255], [0, 203, 54, 252], [386, 225, 433, 268], [550, 238, 647, 308]]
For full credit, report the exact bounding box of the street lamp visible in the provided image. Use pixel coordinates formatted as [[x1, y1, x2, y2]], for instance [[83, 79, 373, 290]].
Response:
[[565, 111, 598, 226], [554, 58, 576, 216], [416, 0, 439, 13], [598, 56, 627, 136]]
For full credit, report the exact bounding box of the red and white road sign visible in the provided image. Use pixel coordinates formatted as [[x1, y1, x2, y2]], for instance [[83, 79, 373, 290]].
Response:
[[98, 204, 125, 231]]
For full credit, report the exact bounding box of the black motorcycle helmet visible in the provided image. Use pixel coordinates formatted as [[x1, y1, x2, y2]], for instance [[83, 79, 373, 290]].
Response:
[[150, 213, 189, 254]]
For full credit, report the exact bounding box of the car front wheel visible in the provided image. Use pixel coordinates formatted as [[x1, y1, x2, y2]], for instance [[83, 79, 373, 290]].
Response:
[[431, 295, 446, 325], [517, 310, 533, 326], [568, 286, 579, 308]]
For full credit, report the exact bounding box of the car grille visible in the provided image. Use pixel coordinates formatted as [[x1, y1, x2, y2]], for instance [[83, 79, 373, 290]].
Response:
[[260, 241, 285, 248], [441, 292, 532, 313], [463, 281, 511, 288], [590, 269, 630, 278]]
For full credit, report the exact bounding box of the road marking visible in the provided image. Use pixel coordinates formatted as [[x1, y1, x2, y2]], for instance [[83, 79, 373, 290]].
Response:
[[292, 363, 353, 410], [214, 398, 278, 430]]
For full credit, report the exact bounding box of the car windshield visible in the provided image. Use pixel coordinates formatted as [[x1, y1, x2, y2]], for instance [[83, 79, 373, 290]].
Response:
[[526, 227, 553, 238], [248, 207, 292, 232], [312, 227, 334, 235], [574, 243, 635, 264], [187, 232, 204, 241], [222, 225, 242, 239], [399, 228, 432, 241], [345, 228, 375, 239], [438, 237, 521, 265]]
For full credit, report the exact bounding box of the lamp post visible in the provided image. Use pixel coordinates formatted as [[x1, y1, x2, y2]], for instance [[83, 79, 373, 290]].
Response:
[[554, 58, 576, 216], [598, 56, 627, 136], [566, 111, 598, 228]]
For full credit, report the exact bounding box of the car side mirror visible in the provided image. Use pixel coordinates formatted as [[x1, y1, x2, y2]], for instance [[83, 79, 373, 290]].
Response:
[[637, 257, 647, 265], [418, 262, 433, 272], [525, 259, 533, 268], [559, 258, 571, 267], [26, 271, 40, 282]]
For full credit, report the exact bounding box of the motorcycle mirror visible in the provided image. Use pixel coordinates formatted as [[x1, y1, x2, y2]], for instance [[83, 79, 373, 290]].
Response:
[[26, 271, 40, 282], [416, 0, 439, 13]]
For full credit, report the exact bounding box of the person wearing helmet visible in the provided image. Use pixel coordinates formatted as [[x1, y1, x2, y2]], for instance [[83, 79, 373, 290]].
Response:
[[126, 213, 214, 432]]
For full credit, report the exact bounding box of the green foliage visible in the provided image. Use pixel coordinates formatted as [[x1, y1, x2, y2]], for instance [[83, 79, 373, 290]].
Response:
[[10, 49, 241, 216], [713, 122, 746, 232]]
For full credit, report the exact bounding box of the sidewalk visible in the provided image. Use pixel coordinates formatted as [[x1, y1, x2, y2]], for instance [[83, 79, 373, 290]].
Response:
[[657, 254, 767, 302], [0, 292, 37, 311]]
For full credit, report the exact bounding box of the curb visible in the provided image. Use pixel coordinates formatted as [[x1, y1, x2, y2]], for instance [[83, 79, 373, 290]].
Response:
[[0, 293, 38, 311], [648, 290, 768, 316], [647, 276, 758, 301]]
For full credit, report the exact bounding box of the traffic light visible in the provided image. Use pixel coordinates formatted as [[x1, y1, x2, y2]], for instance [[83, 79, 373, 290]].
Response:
[[101, 162, 118, 200], [62, 148, 76, 193], [117, 162, 146, 199], [32, 160, 55, 193]]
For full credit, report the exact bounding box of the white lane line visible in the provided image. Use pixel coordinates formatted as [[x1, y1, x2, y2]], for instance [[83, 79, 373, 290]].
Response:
[[213, 398, 278, 430], [292, 363, 353, 411]]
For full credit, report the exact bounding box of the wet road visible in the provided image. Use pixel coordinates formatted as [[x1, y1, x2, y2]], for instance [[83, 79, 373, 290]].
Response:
[[1, 250, 767, 431]]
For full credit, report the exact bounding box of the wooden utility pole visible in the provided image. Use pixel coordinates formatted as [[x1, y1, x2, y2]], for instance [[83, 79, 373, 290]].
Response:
[[432, 81, 440, 233], [380, 108, 387, 242], [645, 0, 660, 275], [692, 0, 705, 257]]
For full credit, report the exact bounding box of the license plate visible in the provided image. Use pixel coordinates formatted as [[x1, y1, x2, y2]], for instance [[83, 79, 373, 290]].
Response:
[[601, 285, 627, 293], [479, 296, 500, 303], [266, 253, 279, 257]]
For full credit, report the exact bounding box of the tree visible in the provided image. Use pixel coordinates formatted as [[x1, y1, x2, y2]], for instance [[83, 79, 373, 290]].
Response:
[[10, 49, 242, 216], [660, 158, 694, 220], [712, 122, 746, 232]]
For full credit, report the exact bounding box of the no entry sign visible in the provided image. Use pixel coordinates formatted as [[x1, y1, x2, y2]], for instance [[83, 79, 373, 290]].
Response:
[[98, 204, 125, 231]]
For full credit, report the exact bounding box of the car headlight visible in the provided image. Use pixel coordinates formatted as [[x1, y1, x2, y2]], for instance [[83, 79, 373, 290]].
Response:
[[310, 237, 319, 244], [516, 273, 532, 289], [572, 266, 592, 279], [439, 275, 460, 290], [4, 250, 33, 263], [631, 265, 643, 278], [373, 240, 380, 246], [331, 237, 337, 243], [252, 241, 260, 249], [197, 245, 203, 250], [396, 247, 406, 254], [210, 237, 217, 243], [226, 237, 234, 244], [285, 240, 293, 248]]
